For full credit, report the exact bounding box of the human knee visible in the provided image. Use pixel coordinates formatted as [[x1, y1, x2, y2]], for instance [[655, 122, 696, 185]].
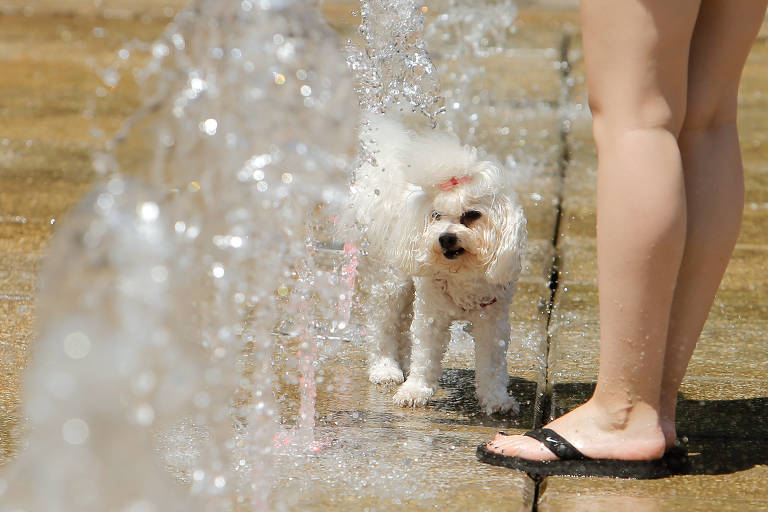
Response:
[[589, 95, 686, 148], [590, 111, 680, 153], [680, 94, 738, 138]]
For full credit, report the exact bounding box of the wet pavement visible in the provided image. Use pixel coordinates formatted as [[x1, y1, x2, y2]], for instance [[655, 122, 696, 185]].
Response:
[[0, 1, 766, 510]]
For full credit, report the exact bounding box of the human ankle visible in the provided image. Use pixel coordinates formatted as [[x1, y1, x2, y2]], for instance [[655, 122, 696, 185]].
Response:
[[660, 416, 677, 445], [588, 393, 661, 432]]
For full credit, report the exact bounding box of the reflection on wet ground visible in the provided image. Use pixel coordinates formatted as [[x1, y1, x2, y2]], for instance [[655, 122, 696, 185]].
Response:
[[0, 1, 766, 510]]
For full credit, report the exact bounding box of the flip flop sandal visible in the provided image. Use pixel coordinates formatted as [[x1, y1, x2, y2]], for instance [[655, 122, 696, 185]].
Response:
[[495, 430, 690, 457], [476, 428, 689, 479]]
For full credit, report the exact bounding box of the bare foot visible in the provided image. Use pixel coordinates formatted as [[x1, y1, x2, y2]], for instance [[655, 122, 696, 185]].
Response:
[[486, 398, 666, 461]]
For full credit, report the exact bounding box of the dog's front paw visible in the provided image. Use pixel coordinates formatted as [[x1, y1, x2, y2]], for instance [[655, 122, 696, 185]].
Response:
[[479, 394, 520, 415], [393, 380, 434, 407], [369, 358, 405, 385]]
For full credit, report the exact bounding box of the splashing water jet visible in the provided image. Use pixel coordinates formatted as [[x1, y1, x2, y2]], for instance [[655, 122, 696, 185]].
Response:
[[0, 0, 358, 510]]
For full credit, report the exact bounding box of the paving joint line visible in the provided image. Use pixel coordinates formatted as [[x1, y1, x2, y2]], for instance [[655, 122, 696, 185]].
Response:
[[533, 31, 572, 430], [531, 31, 572, 512]]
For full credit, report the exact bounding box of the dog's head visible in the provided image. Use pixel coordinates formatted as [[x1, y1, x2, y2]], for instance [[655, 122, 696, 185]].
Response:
[[407, 160, 527, 284], [355, 115, 526, 284]]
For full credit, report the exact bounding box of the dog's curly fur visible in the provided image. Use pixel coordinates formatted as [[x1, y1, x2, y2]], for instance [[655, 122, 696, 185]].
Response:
[[349, 114, 527, 414]]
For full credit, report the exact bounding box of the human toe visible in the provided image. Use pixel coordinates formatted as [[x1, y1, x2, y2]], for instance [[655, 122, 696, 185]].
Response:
[[486, 435, 528, 454], [487, 434, 559, 461], [493, 431, 516, 441]]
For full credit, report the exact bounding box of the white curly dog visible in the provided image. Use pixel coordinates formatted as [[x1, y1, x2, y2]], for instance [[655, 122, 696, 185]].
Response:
[[350, 115, 527, 414]]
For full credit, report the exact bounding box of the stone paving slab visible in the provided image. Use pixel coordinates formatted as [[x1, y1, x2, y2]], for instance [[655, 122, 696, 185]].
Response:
[[740, 111, 768, 170], [0, 297, 33, 461], [0, 179, 90, 223], [552, 236, 768, 292], [271, 424, 535, 512], [0, 253, 39, 296], [516, 174, 560, 242], [0, 0, 186, 17], [739, 38, 768, 111], [466, 106, 564, 172], [0, 223, 49, 254], [267, 332, 538, 510], [0, 142, 95, 183], [512, 4, 579, 46], [439, 56, 562, 107], [539, 475, 768, 512]]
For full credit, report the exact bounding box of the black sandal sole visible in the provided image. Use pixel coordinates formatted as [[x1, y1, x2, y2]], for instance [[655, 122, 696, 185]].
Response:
[[479, 443, 691, 478], [478, 429, 690, 479]]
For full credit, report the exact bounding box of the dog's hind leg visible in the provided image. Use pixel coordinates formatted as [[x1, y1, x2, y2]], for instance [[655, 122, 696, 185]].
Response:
[[364, 268, 413, 385]]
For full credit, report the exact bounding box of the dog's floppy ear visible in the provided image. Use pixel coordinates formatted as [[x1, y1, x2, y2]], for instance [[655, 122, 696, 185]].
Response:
[[390, 189, 430, 275], [484, 196, 527, 285]]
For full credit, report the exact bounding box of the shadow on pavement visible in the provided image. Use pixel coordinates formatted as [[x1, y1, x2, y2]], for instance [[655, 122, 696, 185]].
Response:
[[677, 396, 768, 475], [551, 381, 768, 476], [431, 368, 538, 429]]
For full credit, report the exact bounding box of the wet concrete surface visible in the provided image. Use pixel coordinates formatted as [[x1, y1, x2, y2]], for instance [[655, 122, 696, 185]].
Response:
[[0, 1, 766, 510]]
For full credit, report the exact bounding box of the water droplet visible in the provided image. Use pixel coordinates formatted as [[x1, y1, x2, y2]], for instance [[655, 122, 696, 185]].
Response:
[[62, 331, 91, 360], [62, 418, 90, 445], [122, 500, 156, 512], [171, 33, 186, 51], [201, 118, 218, 136], [189, 77, 206, 93], [48, 372, 76, 398], [152, 42, 170, 58], [138, 202, 160, 222], [134, 404, 155, 426], [151, 265, 168, 283], [194, 392, 211, 408]]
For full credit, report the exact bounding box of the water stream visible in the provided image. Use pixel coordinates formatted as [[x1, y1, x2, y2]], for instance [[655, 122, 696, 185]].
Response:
[[0, 1, 531, 510]]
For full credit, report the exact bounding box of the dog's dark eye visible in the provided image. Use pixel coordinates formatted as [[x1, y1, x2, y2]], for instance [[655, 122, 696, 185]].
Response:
[[431, 210, 442, 221], [460, 210, 482, 225]]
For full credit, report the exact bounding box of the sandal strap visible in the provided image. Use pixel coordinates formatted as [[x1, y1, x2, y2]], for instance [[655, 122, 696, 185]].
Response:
[[523, 428, 589, 461]]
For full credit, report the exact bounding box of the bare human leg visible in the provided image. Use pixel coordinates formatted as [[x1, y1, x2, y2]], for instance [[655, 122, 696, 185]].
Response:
[[489, 0, 701, 461], [487, 0, 767, 463], [660, 0, 768, 445]]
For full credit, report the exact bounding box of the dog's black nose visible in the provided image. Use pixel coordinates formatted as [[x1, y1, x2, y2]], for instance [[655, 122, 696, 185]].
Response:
[[439, 232, 458, 249]]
